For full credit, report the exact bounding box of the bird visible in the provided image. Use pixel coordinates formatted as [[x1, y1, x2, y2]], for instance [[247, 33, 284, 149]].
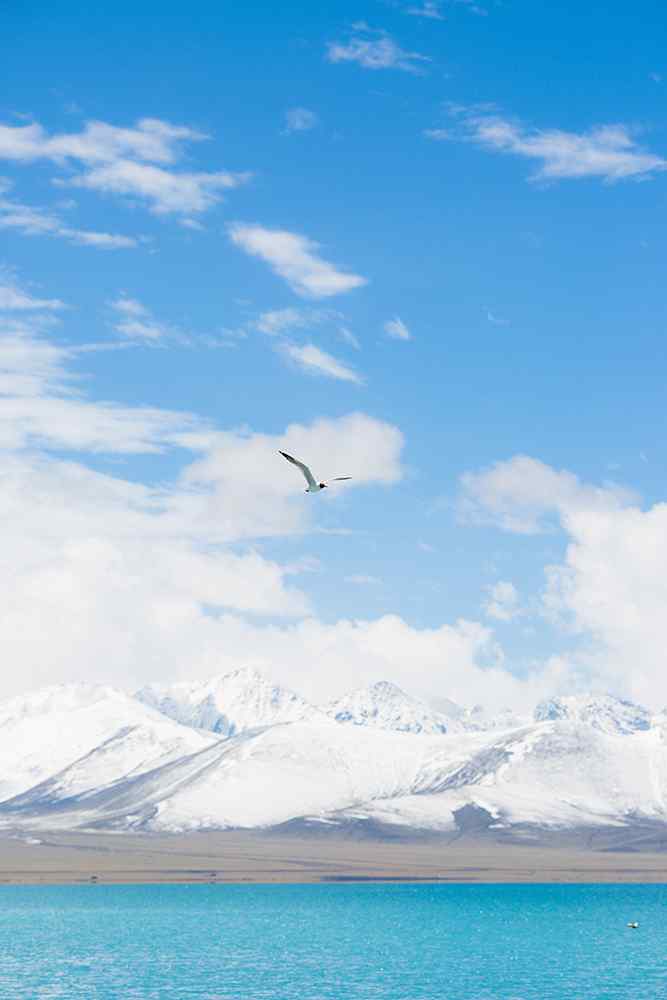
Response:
[[279, 451, 351, 493], [627, 922, 639, 929]]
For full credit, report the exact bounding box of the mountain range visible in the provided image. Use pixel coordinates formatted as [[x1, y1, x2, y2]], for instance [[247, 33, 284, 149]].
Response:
[[1, 668, 665, 842]]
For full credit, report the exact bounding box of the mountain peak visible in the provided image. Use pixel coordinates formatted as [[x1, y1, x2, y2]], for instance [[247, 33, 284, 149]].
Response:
[[136, 666, 324, 736], [534, 694, 651, 735], [326, 680, 450, 735]]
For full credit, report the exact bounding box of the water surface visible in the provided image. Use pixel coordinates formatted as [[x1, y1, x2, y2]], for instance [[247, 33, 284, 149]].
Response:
[[0, 883, 665, 998]]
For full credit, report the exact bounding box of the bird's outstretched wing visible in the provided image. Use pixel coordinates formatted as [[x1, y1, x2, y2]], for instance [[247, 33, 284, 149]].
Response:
[[279, 451, 318, 489], [331, 477, 352, 481]]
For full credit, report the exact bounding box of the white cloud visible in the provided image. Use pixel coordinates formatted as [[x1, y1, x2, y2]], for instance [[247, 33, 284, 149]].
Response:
[[484, 580, 522, 622], [0, 305, 414, 698], [428, 111, 667, 182], [255, 307, 310, 335], [0, 307, 579, 713], [109, 296, 180, 344], [0, 117, 203, 165], [542, 502, 667, 707], [284, 108, 318, 133], [459, 455, 636, 535], [406, 2, 444, 19], [384, 316, 412, 340], [0, 181, 137, 248], [183, 411, 404, 505], [171, 613, 560, 710], [0, 313, 199, 451], [66, 160, 248, 217], [338, 326, 360, 350], [461, 454, 667, 708], [345, 574, 381, 585], [327, 29, 430, 73], [486, 310, 509, 326], [0, 117, 249, 218], [0, 272, 65, 311], [280, 342, 364, 384], [228, 223, 367, 298]]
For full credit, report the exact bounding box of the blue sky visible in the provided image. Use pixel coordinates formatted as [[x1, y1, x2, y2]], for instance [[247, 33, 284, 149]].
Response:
[[2, 0, 667, 708]]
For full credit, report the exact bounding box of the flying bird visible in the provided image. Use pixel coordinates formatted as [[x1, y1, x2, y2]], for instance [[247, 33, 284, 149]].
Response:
[[279, 451, 351, 493]]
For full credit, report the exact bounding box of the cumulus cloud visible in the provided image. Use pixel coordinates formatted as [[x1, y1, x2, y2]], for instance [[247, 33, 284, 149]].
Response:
[[542, 502, 667, 706], [0, 117, 249, 219], [183, 411, 403, 513], [384, 316, 412, 341], [0, 181, 137, 248], [173, 613, 561, 710], [427, 110, 667, 182], [459, 455, 635, 534], [280, 342, 364, 384], [0, 303, 415, 698], [461, 454, 667, 708], [228, 223, 367, 298], [284, 108, 318, 133], [327, 28, 430, 73]]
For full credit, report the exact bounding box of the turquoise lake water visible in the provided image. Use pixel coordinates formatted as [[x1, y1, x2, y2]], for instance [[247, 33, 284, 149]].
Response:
[[0, 883, 665, 998]]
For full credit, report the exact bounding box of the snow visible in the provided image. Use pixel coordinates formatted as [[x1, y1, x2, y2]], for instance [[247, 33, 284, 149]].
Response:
[[533, 695, 651, 735], [0, 683, 214, 804], [327, 680, 451, 734], [136, 666, 327, 736], [2, 676, 667, 836]]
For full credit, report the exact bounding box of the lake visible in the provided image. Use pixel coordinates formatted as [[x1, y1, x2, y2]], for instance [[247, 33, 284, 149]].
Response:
[[0, 883, 665, 998]]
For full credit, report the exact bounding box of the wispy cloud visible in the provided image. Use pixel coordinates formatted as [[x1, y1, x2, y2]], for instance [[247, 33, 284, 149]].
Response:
[[65, 160, 248, 217], [228, 223, 367, 298], [0, 117, 250, 219], [109, 296, 187, 344], [280, 342, 364, 383], [0, 117, 202, 164], [0, 180, 137, 249], [427, 109, 667, 182], [484, 580, 522, 622], [384, 316, 412, 340], [284, 108, 318, 133], [405, 2, 444, 20], [486, 310, 509, 326], [345, 574, 381, 585], [0, 271, 65, 312], [255, 307, 311, 336], [327, 27, 429, 74], [338, 326, 360, 350]]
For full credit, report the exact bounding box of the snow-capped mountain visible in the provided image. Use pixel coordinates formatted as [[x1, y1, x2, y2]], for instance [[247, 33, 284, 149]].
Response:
[[327, 681, 451, 735], [136, 666, 326, 736], [1, 676, 666, 839], [533, 695, 651, 735], [459, 704, 530, 732], [4, 714, 667, 837], [0, 683, 214, 804]]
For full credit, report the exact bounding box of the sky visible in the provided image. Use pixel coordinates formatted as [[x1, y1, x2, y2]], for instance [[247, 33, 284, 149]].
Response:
[[2, 0, 667, 710]]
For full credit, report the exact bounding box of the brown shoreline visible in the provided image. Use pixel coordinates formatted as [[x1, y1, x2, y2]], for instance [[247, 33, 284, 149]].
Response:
[[0, 831, 666, 885]]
